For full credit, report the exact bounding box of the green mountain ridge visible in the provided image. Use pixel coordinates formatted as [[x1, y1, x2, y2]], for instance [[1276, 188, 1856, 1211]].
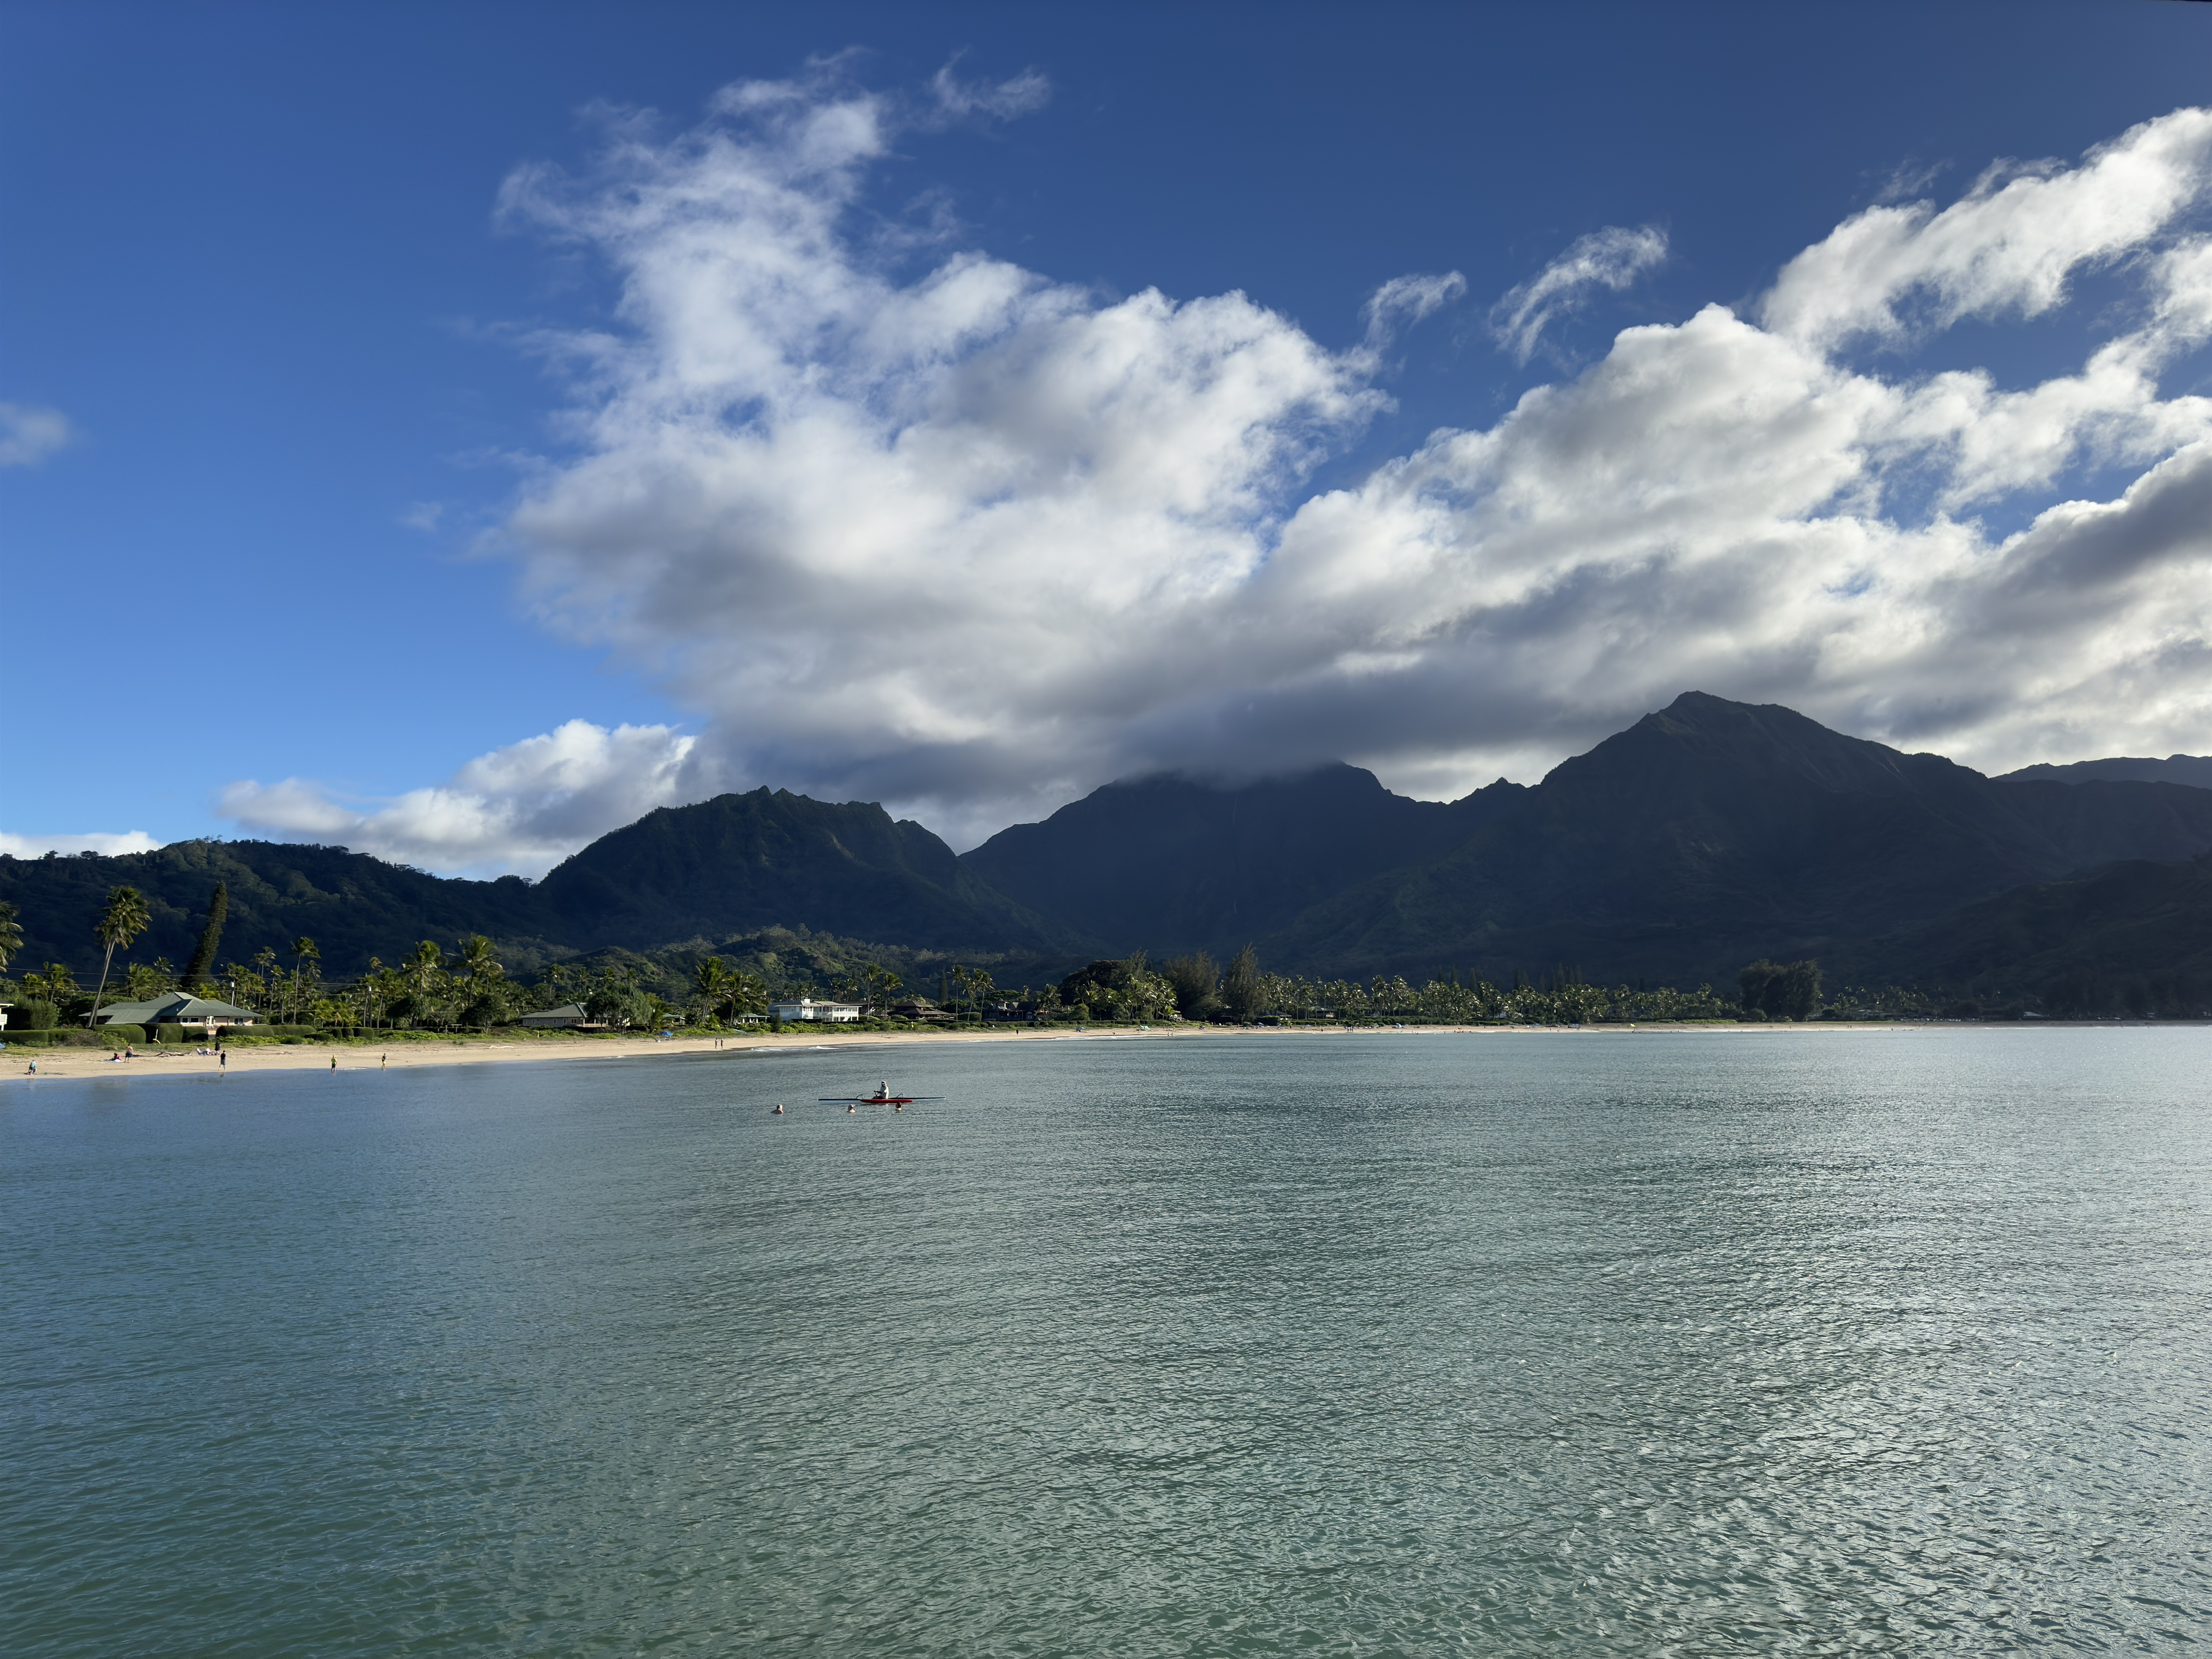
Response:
[[8, 694, 2212, 1008], [0, 791, 1080, 980]]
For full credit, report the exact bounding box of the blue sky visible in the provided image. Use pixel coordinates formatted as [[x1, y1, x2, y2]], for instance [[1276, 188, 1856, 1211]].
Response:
[[8, 2, 2212, 870]]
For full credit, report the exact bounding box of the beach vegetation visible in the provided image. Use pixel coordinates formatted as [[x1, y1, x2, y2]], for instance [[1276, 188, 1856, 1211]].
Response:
[[1161, 952, 1221, 1019], [1218, 945, 1263, 1022], [1737, 958, 1822, 1021], [1053, 953, 1179, 1022], [125, 958, 178, 1001]]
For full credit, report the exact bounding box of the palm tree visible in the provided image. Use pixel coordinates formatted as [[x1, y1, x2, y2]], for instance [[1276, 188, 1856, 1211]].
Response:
[[89, 886, 150, 1027], [289, 936, 320, 1023], [860, 962, 903, 1013], [456, 936, 504, 1027], [726, 967, 768, 1022], [23, 962, 79, 1008], [0, 899, 22, 973], [405, 940, 445, 1026], [692, 955, 731, 1023]]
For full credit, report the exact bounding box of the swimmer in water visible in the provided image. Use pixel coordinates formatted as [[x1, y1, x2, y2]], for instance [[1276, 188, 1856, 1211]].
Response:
[[847, 1103, 855, 1113], [772, 1103, 784, 1114]]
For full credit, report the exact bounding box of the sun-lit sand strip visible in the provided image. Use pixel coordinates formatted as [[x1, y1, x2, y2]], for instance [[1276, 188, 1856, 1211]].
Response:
[[0, 1018, 1939, 1085]]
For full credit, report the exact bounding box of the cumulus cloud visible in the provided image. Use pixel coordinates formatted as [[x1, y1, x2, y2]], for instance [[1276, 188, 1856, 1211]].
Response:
[[0, 831, 161, 859], [0, 402, 76, 468], [346, 92, 2212, 869], [219, 721, 708, 877], [1486, 226, 1667, 363]]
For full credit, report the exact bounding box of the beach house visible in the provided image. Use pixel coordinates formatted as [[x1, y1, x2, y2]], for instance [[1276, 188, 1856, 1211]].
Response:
[[768, 996, 862, 1023], [90, 992, 260, 1032]]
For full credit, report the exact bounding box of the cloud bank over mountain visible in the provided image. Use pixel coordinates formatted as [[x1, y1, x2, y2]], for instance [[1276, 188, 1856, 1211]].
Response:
[[221, 721, 707, 878], [230, 78, 2212, 870]]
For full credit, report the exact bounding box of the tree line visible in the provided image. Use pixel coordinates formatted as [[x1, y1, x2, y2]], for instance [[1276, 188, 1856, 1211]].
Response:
[[0, 884, 1984, 1036]]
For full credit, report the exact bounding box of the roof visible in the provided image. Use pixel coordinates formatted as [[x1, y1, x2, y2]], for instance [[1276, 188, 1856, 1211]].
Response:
[[93, 992, 259, 1025], [517, 1003, 589, 1024]]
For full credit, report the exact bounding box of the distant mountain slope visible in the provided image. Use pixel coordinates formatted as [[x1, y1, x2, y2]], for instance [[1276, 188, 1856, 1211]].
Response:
[[959, 763, 1521, 956], [536, 788, 1080, 954], [1847, 853, 2212, 1015], [1998, 755, 2212, 789], [1257, 693, 2212, 985], [0, 839, 558, 979], [14, 698, 2211, 993], [1, 792, 1077, 980]]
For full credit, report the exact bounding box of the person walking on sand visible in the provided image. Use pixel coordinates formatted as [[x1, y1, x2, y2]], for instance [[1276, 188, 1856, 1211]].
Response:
[[219, 1051, 226, 1072], [381, 1053, 387, 1070], [330, 1054, 337, 1070]]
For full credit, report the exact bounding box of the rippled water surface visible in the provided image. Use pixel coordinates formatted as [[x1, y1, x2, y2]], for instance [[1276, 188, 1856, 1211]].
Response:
[[5, 1029, 2209, 1654]]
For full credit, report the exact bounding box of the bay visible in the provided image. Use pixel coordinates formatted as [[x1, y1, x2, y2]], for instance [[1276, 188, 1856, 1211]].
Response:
[[3, 1029, 2208, 1654]]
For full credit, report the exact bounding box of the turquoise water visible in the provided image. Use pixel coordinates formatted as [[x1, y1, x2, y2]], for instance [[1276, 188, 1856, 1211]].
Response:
[[3, 1030, 2208, 1655]]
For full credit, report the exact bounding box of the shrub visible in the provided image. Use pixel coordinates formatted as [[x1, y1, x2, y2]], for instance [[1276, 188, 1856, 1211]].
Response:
[[10, 999, 59, 1032], [2, 1030, 55, 1047], [100, 1025, 147, 1045]]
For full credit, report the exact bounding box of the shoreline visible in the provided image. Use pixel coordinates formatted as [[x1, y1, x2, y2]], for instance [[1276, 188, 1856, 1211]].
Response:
[[0, 1016, 2163, 1087]]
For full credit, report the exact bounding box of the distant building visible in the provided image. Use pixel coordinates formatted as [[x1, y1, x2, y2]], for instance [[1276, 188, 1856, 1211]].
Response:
[[91, 992, 259, 1030], [770, 997, 862, 1023], [516, 1002, 597, 1029]]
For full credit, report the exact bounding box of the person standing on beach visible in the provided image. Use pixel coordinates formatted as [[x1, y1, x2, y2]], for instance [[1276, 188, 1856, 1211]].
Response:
[[380, 1053, 387, 1070], [330, 1054, 336, 1070], [219, 1051, 226, 1072]]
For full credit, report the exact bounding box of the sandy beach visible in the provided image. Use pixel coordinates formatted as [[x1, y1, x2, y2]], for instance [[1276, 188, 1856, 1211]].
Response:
[[0, 1017, 1944, 1085]]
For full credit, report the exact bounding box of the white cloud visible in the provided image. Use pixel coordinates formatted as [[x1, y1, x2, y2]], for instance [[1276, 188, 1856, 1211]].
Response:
[[394, 88, 2212, 862], [0, 831, 160, 858], [929, 59, 1050, 122], [1762, 109, 2212, 349], [219, 720, 708, 877], [1362, 271, 1467, 349], [0, 402, 76, 468], [1486, 226, 1667, 364]]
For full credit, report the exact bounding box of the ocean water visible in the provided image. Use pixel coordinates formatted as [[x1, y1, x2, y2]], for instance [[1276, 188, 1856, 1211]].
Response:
[[3, 1029, 2207, 1656]]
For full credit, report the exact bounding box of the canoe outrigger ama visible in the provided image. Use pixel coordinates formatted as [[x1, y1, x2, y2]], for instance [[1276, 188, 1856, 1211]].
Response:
[[817, 1080, 945, 1112]]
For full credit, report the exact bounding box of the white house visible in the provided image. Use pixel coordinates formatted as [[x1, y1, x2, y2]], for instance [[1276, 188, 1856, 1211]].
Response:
[[770, 997, 862, 1023]]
